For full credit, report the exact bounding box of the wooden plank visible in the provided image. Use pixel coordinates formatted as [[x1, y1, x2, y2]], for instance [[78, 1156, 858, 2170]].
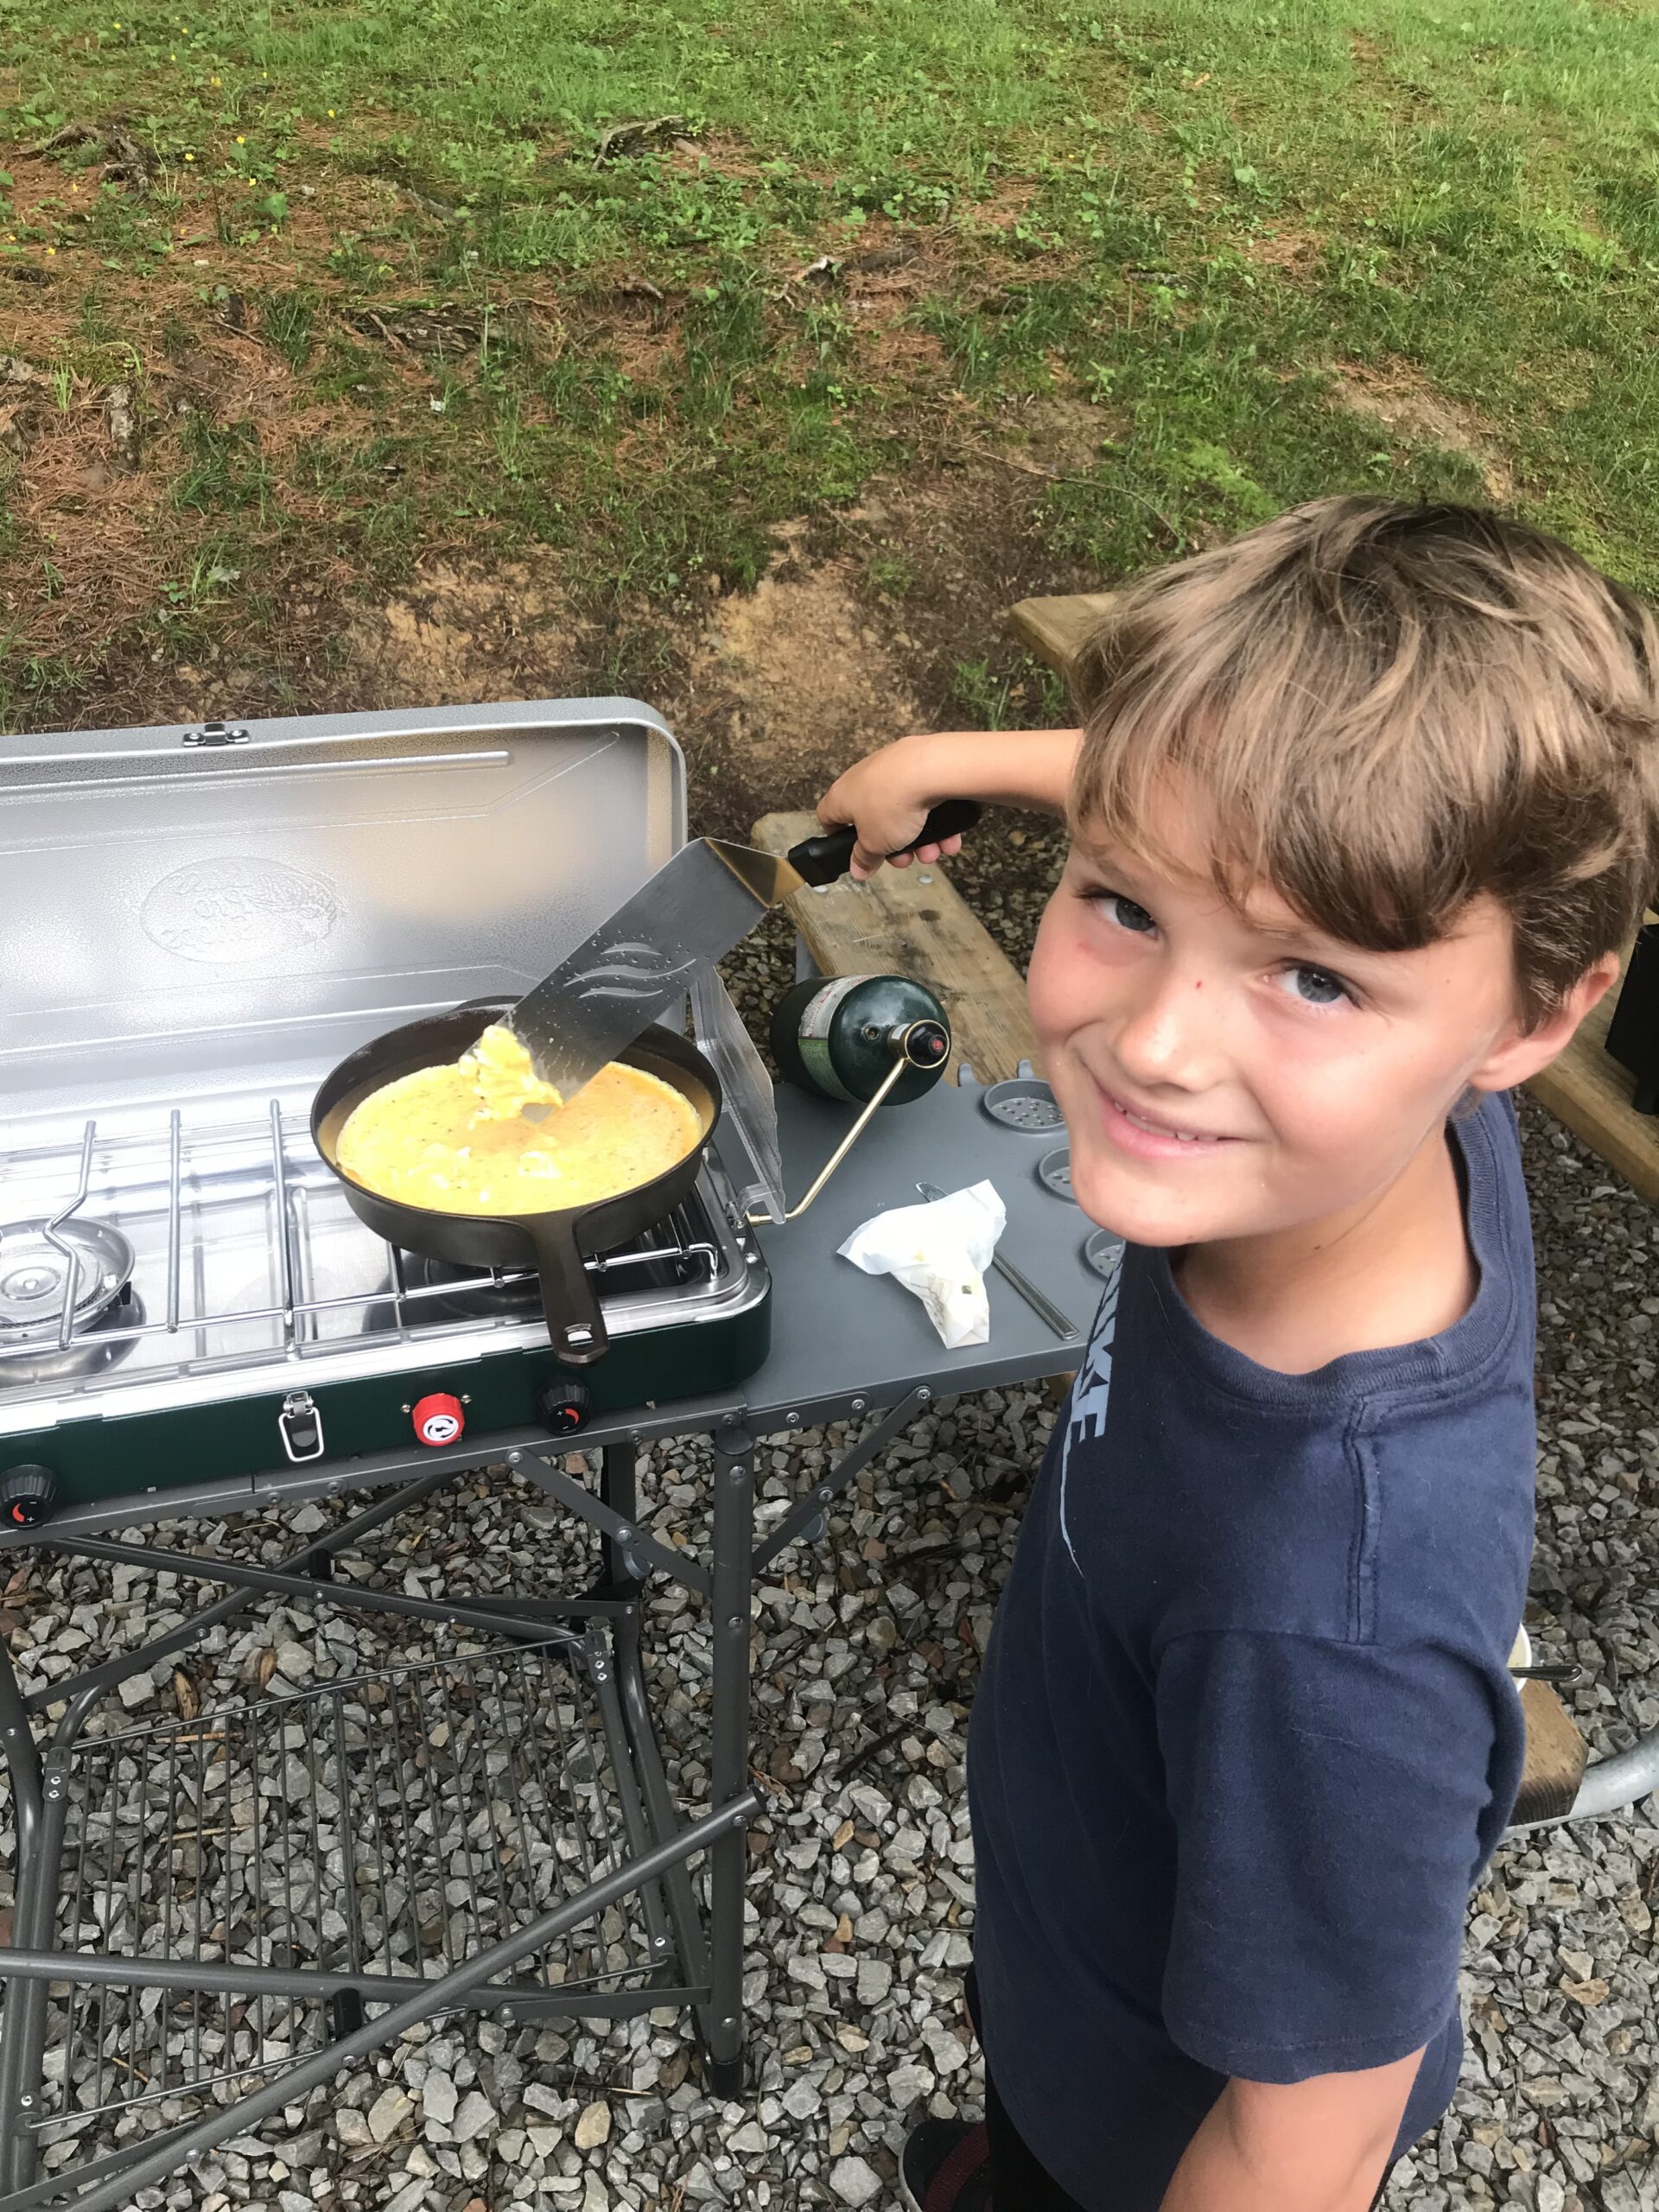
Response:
[[1526, 924, 1659, 1206], [753, 810, 1042, 1086], [1513, 1679, 1588, 1826], [1007, 588, 1119, 678]]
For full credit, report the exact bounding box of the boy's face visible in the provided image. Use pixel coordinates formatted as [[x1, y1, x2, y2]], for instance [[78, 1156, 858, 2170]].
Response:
[[1027, 782, 1534, 1250]]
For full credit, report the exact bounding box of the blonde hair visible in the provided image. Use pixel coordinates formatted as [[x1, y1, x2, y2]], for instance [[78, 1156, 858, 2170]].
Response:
[[1070, 498, 1659, 1026]]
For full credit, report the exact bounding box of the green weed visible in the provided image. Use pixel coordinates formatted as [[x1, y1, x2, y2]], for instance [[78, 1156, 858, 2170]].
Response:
[[258, 288, 316, 371]]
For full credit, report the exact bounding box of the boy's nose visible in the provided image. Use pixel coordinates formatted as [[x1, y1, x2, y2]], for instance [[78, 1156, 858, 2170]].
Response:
[[1109, 969, 1224, 1092]]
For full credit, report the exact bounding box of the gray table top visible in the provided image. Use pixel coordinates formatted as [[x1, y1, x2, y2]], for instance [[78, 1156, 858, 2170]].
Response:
[[732, 1076, 1103, 1428]]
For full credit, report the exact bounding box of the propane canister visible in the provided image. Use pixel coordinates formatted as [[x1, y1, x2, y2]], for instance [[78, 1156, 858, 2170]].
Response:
[[770, 975, 951, 1104]]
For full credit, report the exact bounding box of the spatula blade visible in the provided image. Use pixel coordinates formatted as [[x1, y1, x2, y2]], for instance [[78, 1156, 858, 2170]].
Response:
[[507, 839, 804, 1101]]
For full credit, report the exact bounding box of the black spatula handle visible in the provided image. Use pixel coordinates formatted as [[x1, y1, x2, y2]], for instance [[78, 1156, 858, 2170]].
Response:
[[787, 799, 982, 889]]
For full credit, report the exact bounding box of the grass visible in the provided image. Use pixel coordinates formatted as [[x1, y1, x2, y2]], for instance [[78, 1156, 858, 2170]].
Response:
[[2, 0, 1659, 724]]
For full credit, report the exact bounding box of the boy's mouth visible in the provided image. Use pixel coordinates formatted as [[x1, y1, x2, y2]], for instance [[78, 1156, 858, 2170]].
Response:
[[1093, 1080, 1235, 1158]]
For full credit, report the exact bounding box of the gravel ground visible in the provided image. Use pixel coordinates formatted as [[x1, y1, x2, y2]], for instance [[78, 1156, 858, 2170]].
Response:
[[2, 868, 1656, 2212]]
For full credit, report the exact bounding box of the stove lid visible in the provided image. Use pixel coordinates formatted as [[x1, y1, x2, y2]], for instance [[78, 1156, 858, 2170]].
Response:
[[0, 699, 684, 1124]]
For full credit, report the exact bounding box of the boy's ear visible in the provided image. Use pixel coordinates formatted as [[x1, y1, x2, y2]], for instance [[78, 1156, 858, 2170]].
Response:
[[1467, 949, 1624, 1095]]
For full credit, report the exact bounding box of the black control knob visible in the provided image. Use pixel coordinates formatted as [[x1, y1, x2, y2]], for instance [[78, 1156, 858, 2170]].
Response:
[[0, 1465, 59, 1529], [537, 1382, 592, 1437]]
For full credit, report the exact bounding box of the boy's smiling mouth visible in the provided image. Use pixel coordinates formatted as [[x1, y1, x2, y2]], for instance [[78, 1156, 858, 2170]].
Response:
[[1092, 1078, 1236, 1157]]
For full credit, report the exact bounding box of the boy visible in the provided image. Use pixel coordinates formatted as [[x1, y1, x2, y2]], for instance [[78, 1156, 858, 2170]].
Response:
[[815, 499, 1659, 2212]]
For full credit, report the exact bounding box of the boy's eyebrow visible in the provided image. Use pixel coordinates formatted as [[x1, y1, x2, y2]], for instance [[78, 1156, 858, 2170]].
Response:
[[1071, 838, 1395, 963]]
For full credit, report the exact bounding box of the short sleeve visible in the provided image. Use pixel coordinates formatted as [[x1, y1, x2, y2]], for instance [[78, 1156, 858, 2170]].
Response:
[[1155, 1630, 1517, 2084]]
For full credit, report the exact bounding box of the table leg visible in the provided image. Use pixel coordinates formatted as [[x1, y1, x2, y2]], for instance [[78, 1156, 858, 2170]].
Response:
[[703, 1425, 756, 2098]]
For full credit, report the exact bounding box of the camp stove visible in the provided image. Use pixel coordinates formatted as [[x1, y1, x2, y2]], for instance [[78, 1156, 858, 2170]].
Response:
[[0, 700, 775, 1519]]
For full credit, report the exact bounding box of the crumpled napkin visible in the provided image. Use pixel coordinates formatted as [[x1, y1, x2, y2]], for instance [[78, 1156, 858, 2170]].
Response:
[[837, 1180, 1007, 1349]]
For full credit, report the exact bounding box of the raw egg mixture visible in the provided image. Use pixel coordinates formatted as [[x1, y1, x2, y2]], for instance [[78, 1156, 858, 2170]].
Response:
[[336, 1023, 702, 1215]]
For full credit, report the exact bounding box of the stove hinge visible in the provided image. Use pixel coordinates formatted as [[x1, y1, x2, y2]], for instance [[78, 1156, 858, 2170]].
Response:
[[181, 721, 251, 747], [278, 1389, 326, 1463]]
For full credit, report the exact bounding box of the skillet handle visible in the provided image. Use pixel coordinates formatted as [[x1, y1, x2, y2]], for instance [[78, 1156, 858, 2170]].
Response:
[[786, 799, 982, 888], [523, 1215, 609, 1366]]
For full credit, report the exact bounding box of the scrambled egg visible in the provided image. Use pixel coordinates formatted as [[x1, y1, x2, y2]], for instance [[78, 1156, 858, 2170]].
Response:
[[337, 1022, 702, 1216]]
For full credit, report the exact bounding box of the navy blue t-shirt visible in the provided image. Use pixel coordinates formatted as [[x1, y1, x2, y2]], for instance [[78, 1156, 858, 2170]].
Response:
[[969, 1090, 1535, 2210]]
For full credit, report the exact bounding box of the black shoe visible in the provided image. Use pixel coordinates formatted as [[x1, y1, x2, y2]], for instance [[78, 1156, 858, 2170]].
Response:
[[900, 2116, 993, 2212]]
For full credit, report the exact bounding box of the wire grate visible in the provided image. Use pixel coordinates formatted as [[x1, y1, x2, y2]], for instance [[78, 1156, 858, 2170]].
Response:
[[40, 1636, 660, 2130]]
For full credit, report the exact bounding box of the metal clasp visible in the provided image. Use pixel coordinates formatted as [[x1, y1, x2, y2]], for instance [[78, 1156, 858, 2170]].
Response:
[[182, 721, 251, 747], [279, 1390, 325, 1462]]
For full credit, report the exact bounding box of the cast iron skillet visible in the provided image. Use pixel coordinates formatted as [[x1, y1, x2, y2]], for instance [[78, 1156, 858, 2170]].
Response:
[[311, 1000, 721, 1366]]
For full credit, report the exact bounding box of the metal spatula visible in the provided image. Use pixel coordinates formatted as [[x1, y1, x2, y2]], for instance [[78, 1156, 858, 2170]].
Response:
[[505, 800, 981, 1105]]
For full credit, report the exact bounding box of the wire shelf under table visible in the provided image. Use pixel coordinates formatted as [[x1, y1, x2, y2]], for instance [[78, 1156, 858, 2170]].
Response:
[[37, 1633, 670, 2133]]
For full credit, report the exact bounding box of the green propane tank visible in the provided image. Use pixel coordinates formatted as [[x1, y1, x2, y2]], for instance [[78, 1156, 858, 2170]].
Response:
[[770, 975, 951, 1105]]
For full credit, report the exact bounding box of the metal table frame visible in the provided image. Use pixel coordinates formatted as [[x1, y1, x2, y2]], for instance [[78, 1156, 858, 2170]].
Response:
[[0, 1383, 963, 2210]]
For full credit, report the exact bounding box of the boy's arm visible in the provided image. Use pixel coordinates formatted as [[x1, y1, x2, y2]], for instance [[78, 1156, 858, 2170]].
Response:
[[817, 727, 1082, 878], [1160, 2055, 1422, 2212]]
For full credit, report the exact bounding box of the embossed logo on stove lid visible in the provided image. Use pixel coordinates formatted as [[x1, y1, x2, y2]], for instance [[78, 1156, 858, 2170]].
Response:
[[142, 856, 340, 962]]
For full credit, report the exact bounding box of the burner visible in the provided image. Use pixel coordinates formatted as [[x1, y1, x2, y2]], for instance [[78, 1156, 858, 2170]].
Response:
[[0, 1218, 143, 1386], [0, 1219, 135, 1339]]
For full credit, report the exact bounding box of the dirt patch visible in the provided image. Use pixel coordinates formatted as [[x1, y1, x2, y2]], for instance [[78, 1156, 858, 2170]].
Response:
[[1243, 226, 1327, 280], [1006, 394, 1129, 474], [657, 459, 1103, 844], [347, 557, 590, 706], [683, 523, 924, 791], [1327, 359, 1516, 500]]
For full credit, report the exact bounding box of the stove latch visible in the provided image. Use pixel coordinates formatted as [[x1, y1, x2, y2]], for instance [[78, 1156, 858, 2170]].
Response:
[[278, 1390, 325, 1463]]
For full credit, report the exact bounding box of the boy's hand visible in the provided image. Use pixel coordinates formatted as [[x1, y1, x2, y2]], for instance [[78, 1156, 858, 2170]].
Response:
[[817, 725, 1084, 880], [817, 734, 967, 881]]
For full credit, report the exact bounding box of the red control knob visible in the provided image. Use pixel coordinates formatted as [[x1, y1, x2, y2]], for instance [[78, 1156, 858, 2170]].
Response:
[[411, 1393, 465, 1447]]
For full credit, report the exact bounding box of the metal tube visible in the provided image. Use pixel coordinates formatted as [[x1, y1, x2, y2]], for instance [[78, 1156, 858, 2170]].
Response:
[[702, 1426, 756, 2097], [0, 1790, 757, 2212], [613, 1606, 709, 1994], [29, 1467, 463, 1720], [581, 1629, 670, 1978], [0, 1945, 696, 2006], [518, 1457, 711, 1599], [326, 1688, 369, 1981], [268, 1100, 296, 1344], [166, 1109, 182, 1333], [1518, 1730, 1659, 1829], [43, 1122, 96, 1351], [752, 1053, 909, 1225], [0, 1758, 71, 2193], [0, 1644, 46, 2192], [751, 1388, 929, 1574]]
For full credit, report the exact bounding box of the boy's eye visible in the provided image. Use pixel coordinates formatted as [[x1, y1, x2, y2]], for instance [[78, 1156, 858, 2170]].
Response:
[[1282, 963, 1351, 1007], [1092, 890, 1157, 934]]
